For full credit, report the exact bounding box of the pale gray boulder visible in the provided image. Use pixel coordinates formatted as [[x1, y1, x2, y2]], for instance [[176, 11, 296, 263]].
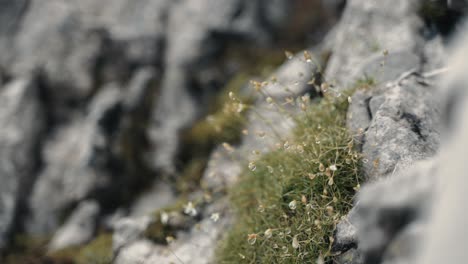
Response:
[[0, 77, 44, 250], [335, 19, 468, 264], [27, 85, 122, 235], [27, 67, 158, 235], [348, 74, 441, 180], [48, 200, 100, 251]]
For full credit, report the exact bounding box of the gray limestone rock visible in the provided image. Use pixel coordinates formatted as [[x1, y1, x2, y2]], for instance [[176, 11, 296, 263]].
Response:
[[325, 0, 425, 88], [112, 216, 152, 254], [348, 74, 441, 180], [147, 0, 293, 173], [0, 77, 43, 250], [48, 200, 100, 251], [27, 85, 122, 235]]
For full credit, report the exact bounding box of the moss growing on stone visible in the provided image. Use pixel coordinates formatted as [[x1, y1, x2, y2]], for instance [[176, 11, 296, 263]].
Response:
[[143, 195, 208, 244], [216, 89, 363, 263], [47, 233, 113, 264], [73, 233, 112, 264]]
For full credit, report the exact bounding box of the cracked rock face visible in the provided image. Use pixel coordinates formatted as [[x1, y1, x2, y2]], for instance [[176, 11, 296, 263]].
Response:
[[334, 15, 468, 264], [348, 75, 441, 180]]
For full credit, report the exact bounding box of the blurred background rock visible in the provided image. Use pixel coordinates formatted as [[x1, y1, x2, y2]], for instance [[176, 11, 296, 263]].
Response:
[[1, 0, 468, 263]]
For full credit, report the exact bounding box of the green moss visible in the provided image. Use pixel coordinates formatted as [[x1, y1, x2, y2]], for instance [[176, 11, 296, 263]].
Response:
[[355, 76, 376, 90], [74, 234, 112, 264], [143, 197, 193, 243], [177, 47, 285, 196], [176, 158, 209, 194], [183, 76, 252, 149], [2, 235, 54, 264], [48, 233, 112, 264], [216, 90, 363, 263]]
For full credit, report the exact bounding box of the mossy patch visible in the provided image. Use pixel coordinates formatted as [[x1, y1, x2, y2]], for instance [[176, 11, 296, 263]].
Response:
[[3, 232, 112, 264], [144, 198, 188, 244], [47, 233, 112, 264], [216, 89, 363, 263]]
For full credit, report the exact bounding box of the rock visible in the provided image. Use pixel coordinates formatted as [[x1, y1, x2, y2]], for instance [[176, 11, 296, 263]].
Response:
[[27, 85, 122, 235], [348, 74, 441, 180], [27, 67, 157, 235], [337, 248, 364, 264], [416, 27, 468, 264], [333, 207, 359, 254], [49, 200, 100, 251], [325, 0, 425, 88], [114, 239, 155, 264], [0, 0, 172, 121], [0, 0, 28, 63], [382, 222, 426, 264], [112, 216, 152, 254], [115, 202, 231, 264], [0, 77, 43, 250], [147, 0, 294, 173], [421, 36, 447, 72], [129, 182, 175, 217], [356, 51, 420, 84], [337, 30, 468, 260], [352, 159, 437, 263]]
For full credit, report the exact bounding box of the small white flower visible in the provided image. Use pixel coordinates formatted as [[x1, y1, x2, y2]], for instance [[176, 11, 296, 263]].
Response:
[[184, 202, 197, 217], [160, 212, 169, 225], [329, 164, 337, 171], [267, 166, 274, 173], [166, 236, 175, 244], [316, 255, 325, 264], [264, 228, 273, 239], [292, 235, 300, 249], [248, 162, 256, 171], [289, 200, 297, 210], [236, 103, 245, 113], [210, 213, 220, 222]]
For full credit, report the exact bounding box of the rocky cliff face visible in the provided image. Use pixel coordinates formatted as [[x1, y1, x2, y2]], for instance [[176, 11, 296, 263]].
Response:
[[1, 0, 468, 263]]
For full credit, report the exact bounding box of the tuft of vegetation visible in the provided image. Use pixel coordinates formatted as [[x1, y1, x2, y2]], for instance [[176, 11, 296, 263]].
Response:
[[48, 233, 113, 264], [216, 88, 363, 263]]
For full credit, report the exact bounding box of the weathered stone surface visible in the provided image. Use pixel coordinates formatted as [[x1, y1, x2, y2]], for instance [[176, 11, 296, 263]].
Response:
[[0, 77, 43, 250], [115, 201, 231, 264], [325, 0, 424, 88], [27, 85, 122, 235], [416, 29, 468, 264], [129, 182, 175, 217], [112, 216, 152, 254], [335, 22, 468, 264], [353, 159, 437, 263], [348, 74, 441, 180], [147, 0, 293, 173], [27, 67, 157, 235], [3, 0, 171, 117], [333, 207, 359, 254], [49, 200, 100, 251]]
